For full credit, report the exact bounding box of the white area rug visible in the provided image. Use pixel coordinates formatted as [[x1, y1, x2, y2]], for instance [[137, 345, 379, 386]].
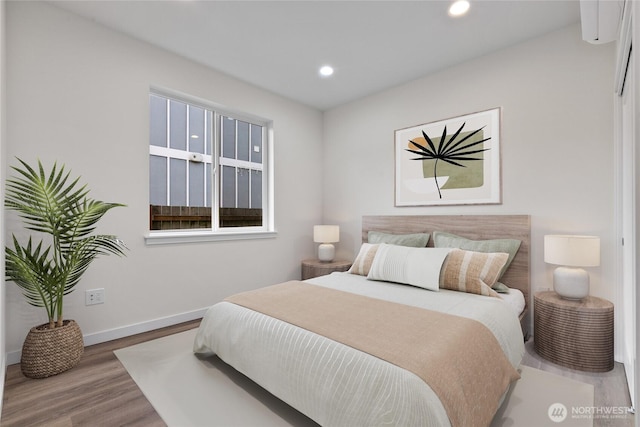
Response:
[[115, 329, 594, 427]]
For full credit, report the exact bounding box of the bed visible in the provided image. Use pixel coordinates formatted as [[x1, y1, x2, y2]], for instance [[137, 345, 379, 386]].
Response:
[[194, 215, 530, 427]]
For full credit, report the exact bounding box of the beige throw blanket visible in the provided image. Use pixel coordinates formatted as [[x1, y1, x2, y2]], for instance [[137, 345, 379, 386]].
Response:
[[226, 281, 520, 427]]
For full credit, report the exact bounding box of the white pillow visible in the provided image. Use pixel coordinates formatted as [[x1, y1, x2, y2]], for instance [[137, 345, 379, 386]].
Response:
[[367, 243, 452, 291]]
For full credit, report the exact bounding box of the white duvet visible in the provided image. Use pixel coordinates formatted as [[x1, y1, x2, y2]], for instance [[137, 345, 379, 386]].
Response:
[[194, 272, 525, 427]]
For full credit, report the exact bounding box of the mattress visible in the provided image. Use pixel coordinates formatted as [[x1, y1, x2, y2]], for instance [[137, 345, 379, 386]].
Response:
[[194, 272, 525, 426]]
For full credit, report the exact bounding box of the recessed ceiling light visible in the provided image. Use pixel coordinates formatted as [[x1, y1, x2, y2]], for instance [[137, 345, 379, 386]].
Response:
[[449, 0, 470, 17], [319, 65, 334, 77]]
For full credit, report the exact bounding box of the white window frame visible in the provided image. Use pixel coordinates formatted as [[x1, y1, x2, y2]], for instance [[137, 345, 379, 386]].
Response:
[[149, 103, 213, 209], [218, 114, 265, 215], [146, 88, 276, 245]]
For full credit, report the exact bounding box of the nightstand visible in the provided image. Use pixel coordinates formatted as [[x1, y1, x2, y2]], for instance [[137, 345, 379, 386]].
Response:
[[301, 259, 352, 280], [534, 291, 613, 372]]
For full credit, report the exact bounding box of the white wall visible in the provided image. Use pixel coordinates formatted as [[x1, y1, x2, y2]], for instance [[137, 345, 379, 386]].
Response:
[[0, 0, 7, 409], [4, 2, 323, 358], [632, 0, 640, 413], [323, 25, 616, 339]]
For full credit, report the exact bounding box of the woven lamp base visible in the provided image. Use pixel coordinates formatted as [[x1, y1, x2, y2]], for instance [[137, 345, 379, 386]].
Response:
[[21, 320, 84, 379]]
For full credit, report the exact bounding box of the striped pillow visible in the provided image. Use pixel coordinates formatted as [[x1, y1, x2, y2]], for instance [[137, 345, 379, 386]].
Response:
[[440, 249, 508, 298], [367, 244, 451, 292], [348, 243, 380, 276]]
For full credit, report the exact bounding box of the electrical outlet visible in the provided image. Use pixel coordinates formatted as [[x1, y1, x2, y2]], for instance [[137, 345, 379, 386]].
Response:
[[85, 288, 105, 306]]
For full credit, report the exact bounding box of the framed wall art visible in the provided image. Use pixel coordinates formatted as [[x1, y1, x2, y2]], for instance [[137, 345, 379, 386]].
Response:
[[394, 107, 501, 206]]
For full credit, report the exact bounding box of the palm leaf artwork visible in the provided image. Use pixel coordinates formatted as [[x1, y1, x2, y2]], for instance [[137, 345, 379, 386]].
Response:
[[406, 122, 491, 199], [5, 159, 127, 329]]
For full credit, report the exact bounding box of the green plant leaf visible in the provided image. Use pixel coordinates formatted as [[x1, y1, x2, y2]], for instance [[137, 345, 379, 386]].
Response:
[[5, 158, 127, 326]]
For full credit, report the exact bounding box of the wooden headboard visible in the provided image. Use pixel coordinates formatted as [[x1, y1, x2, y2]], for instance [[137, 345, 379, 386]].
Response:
[[362, 215, 531, 333]]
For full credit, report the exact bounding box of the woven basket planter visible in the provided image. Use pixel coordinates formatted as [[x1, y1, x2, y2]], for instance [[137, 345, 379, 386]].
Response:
[[20, 320, 84, 379]]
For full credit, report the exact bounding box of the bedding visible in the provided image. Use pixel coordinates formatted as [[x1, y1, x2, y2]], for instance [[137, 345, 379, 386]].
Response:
[[367, 230, 430, 247], [348, 242, 379, 275], [366, 244, 452, 291], [351, 242, 509, 297], [432, 231, 521, 286], [496, 285, 526, 315], [439, 249, 507, 297], [361, 214, 531, 339], [194, 272, 525, 427], [225, 280, 519, 427]]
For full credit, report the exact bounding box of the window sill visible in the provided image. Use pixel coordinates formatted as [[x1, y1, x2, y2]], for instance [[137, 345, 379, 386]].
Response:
[[145, 229, 277, 245]]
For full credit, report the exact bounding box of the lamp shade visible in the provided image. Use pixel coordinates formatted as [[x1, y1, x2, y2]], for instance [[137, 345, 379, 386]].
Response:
[[544, 235, 600, 267], [314, 225, 340, 243]]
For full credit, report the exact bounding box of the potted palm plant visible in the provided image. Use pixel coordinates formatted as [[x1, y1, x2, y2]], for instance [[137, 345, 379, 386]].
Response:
[[5, 158, 127, 378]]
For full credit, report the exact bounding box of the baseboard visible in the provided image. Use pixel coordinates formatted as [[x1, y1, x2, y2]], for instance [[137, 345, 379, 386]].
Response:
[[6, 307, 209, 365], [0, 353, 5, 414]]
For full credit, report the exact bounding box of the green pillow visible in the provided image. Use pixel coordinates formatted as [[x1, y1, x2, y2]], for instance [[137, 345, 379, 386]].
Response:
[[368, 231, 430, 247], [432, 231, 521, 281], [493, 282, 510, 293]]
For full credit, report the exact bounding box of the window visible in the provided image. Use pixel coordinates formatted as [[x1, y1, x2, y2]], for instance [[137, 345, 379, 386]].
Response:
[[219, 116, 264, 227], [148, 91, 273, 242]]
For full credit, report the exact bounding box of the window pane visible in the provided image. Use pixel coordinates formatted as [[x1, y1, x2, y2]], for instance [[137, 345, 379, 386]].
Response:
[[170, 158, 187, 206], [189, 162, 205, 207], [204, 163, 212, 206], [189, 105, 205, 154], [150, 95, 167, 148], [251, 124, 262, 164], [237, 121, 250, 161], [222, 165, 236, 208], [237, 168, 249, 208], [170, 100, 187, 150], [149, 155, 167, 205], [222, 116, 236, 159], [206, 112, 212, 156], [251, 170, 262, 209]]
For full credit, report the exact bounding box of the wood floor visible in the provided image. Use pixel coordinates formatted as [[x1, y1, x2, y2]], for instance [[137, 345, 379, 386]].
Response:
[[1, 320, 200, 427], [1, 322, 635, 427]]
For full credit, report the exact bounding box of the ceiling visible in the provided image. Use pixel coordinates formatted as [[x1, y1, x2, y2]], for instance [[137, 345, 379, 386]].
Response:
[[50, 0, 582, 111]]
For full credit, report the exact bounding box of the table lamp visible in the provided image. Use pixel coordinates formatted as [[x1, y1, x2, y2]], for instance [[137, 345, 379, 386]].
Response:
[[544, 235, 600, 300], [314, 225, 340, 262]]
